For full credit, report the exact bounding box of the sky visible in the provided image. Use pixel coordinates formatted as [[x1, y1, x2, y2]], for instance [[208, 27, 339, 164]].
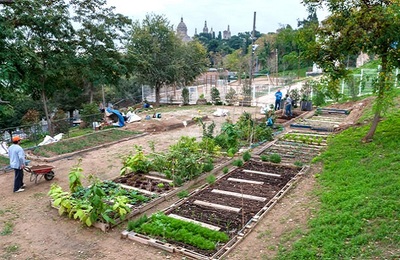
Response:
[[106, 0, 329, 36]]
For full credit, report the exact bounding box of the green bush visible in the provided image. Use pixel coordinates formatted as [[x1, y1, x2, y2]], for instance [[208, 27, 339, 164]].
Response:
[[203, 162, 214, 173], [242, 151, 251, 161], [222, 166, 229, 174], [233, 159, 243, 167], [227, 147, 237, 157], [177, 190, 189, 199], [269, 153, 282, 163], [206, 174, 216, 185], [260, 155, 268, 162], [182, 87, 189, 105]]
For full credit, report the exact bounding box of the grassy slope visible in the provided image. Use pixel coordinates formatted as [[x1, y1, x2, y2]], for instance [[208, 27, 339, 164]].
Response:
[[277, 92, 400, 259]]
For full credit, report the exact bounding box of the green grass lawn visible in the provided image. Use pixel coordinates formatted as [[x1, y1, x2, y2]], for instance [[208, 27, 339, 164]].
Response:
[[276, 93, 400, 259], [31, 128, 142, 158]]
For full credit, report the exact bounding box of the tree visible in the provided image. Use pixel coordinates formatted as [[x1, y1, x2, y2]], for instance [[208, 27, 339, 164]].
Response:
[[304, 0, 400, 142], [70, 0, 132, 104], [127, 14, 208, 106], [127, 14, 180, 106], [1, 0, 76, 135]]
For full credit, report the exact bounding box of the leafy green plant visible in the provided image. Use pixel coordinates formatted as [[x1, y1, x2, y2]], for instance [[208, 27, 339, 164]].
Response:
[[120, 145, 151, 175], [269, 153, 282, 163], [206, 174, 216, 185], [242, 151, 251, 161], [203, 162, 214, 172], [1, 221, 13, 236], [127, 212, 229, 250], [294, 161, 304, 167], [49, 166, 134, 227], [69, 159, 84, 193], [177, 190, 189, 199], [227, 147, 237, 157], [233, 159, 244, 167], [157, 183, 164, 189], [260, 155, 268, 162], [222, 166, 229, 174]]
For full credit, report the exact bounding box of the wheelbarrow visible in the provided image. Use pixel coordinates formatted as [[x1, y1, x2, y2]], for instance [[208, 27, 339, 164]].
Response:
[[24, 165, 55, 184]]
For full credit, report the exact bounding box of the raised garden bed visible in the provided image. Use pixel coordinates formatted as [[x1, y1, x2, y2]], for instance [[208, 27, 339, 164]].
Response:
[[257, 131, 329, 165], [122, 160, 308, 259], [290, 110, 349, 132]]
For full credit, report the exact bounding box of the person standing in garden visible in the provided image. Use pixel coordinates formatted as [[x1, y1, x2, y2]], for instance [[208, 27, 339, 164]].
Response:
[[9, 136, 26, 193], [274, 89, 283, 110], [285, 94, 293, 117]]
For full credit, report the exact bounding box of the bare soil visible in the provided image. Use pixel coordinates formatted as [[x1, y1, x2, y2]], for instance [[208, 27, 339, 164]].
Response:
[[157, 160, 299, 257], [0, 99, 370, 260]]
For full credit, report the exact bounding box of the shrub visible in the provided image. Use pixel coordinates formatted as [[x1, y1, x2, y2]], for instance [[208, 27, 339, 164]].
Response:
[[227, 147, 237, 157], [211, 87, 221, 104], [182, 87, 189, 105], [233, 159, 243, 167], [177, 190, 189, 199], [294, 161, 304, 167], [269, 153, 281, 163], [260, 155, 268, 162], [203, 162, 214, 172], [222, 166, 229, 174], [206, 174, 216, 185], [242, 151, 251, 161]]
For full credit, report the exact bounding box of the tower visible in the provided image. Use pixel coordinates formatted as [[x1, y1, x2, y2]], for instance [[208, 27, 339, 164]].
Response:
[[203, 21, 208, 34]]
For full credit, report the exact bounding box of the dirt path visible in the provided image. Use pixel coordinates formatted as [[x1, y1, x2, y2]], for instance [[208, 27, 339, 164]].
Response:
[[0, 101, 368, 260]]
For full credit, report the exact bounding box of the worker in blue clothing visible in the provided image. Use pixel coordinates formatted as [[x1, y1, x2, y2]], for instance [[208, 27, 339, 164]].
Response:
[[8, 136, 26, 193], [274, 89, 282, 110]]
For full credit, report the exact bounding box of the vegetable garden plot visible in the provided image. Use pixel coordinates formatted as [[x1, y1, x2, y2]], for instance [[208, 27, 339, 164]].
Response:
[[49, 180, 158, 232], [291, 111, 350, 132], [257, 131, 329, 165], [122, 160, 306, 259]]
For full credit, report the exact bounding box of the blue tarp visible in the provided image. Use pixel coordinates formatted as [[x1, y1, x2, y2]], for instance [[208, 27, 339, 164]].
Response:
[[106, 108, 125, 127]]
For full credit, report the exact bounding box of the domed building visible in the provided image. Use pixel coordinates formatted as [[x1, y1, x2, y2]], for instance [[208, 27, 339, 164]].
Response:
[[176, 17, 192, 43]]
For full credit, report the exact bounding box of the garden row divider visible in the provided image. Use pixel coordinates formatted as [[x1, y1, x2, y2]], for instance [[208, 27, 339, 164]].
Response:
[[211, 164, 310, 260]]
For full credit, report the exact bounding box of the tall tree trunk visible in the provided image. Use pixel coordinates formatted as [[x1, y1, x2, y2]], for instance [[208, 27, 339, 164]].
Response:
[[155, 85, 160, 107], [362, 55, 387, 142], [41, 90, 52, 136], [362, 111, 380, 142]]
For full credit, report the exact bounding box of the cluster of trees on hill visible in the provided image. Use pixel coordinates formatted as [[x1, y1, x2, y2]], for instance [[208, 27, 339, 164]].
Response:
[[1, 0, 398, 141], [0, 0, 321, 135]]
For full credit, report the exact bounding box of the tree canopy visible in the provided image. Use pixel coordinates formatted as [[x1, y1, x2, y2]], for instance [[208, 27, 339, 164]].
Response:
[[304, 0, 400, 141]]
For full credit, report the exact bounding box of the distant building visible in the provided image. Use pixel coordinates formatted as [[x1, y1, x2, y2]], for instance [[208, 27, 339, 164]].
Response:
[[356, 52, 369, 67], [203, 21, 209, 34], [177, 18, 231, 40], [176, 17, 192, 43], [223, 25, 231, 39]]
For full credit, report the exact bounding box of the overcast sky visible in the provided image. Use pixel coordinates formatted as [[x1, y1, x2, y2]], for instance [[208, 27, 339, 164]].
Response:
[[106, 0, 329, 36]]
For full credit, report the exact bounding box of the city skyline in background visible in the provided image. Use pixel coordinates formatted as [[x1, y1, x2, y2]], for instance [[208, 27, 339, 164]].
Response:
[[107, 0, 329, 36]]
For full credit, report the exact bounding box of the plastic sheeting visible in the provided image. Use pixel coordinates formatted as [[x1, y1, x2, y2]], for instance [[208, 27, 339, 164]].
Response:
[[38, 133, 64, 146]]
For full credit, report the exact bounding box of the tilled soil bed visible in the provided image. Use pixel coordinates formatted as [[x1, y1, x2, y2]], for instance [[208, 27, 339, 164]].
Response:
[[113, 173, 173, 194], [153, 160, 302, 257]]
